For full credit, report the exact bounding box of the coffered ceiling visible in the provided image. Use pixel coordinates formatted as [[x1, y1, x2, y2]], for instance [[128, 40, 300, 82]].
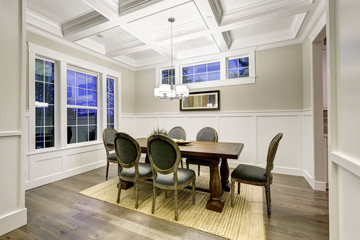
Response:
[[27, 0, 322, 69]]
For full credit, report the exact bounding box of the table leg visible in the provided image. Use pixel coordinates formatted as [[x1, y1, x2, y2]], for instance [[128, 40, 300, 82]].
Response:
[[145, 154, 150, 163], [206, 163, 224, 212], [220, 158, 231, 192]]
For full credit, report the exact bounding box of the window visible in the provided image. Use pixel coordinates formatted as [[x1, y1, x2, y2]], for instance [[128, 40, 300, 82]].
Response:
[[67, 69, 98, 144], [182, 61, 220, 84], [228, 57, 249, 79], [107, 77, 115, 129], [161, 68, 175, 85], [35, 58, 55, 149]]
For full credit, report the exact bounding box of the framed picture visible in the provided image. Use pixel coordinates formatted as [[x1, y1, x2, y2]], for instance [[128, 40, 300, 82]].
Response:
[[180, 90, 220, 111]]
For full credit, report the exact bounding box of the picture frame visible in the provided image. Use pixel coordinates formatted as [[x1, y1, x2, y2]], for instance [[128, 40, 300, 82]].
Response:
[[180, 90, 220, 111]]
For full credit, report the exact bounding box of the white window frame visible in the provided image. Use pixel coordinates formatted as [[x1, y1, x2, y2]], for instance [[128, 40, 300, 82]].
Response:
[[28, 42, 121, 153], [106, 75, 117, 129]]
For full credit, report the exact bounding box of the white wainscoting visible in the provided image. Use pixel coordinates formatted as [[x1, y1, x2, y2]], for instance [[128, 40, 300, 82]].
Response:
[[120, 110, 309, 178], [25, 143, 106, 190]]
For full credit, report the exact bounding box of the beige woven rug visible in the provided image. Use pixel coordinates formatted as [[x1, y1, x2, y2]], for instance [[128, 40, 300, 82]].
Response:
[[80, 174, 265, 240]]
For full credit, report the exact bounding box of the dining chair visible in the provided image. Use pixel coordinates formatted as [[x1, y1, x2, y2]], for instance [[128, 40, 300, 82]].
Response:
[[231, 133, 283, 216], [102, 128, 120, 180], [186, 127, 218, 176], [114, 132, 152, 209], [168, 126, 186, 168], [147, 134, 196, 221]]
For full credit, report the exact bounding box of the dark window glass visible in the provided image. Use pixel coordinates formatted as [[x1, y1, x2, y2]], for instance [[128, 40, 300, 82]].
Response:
[[107, 78, 115, 128], [76, 88, 87, 106], [107, 78, 114, 93], [36, 107, 44, 126], [87, 75, 97, 90], [182, 61, 220, 84], [45, 127, 54, 148], [45, 83, 54, 104], [67, 126, 76, 144], [208, 62, 220, 72], [89, 126, 97, 141], [89, 109, 97, 124], [228, 59, 238, 69], [182, 66, 194, 75], [45, 62, 54, 83], [195, 73, 206, 82], [67, 108, 77, 125], [87, 90, 97, 107], [77, 109, 88, 125], [208, 71, 220, 81], [35, 82, 44, 102], [161, 68, 175, 85], [35, 59, 44, 81], [78, 126, 88, 142], [228, 69, 239, 79], [239, 68, 249, 77], [67, 87, 75, 105], [36, 127, 44, 149], [45, 106, 54, 126], [195, 64, 206, 73], [182, 74, 194, 83]]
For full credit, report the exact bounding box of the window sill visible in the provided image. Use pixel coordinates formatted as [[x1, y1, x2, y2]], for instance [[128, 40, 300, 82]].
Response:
[[28, 141, 103, 155], [184, 76, 256, 89]]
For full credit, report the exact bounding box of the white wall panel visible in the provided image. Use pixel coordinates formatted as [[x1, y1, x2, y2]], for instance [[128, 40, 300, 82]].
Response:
[[160, 117, 188, 135], [119, 117, 136, 136], [30, 156, 62, 180], [302, 114, 314, 178], [219, 116, 254, 165], [135, 117, 158, 138], [257, 116, 299, 169], [64, 149, 103, 170], [186, 116, 218, 141]]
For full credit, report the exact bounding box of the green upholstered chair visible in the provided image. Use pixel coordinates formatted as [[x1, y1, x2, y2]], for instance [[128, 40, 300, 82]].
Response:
[[186, 127, 218, 176], [168, 126, 186, 168], [102, 128, 120, 180], [114, 132, 152, 209], [231, 133, 283, 216], [147, 134, 196, 221]]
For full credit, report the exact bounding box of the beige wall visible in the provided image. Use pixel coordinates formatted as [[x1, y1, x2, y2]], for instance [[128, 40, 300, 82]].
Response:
[[26, 31, 136, 113], [0, 0, 27, 235], [135, 44, 303, 113]]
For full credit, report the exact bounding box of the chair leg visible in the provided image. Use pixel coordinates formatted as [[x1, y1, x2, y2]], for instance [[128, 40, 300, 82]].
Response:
[[231, 179, 235, 207], [265, 185, 271, 216], [135, 182, 139, 209], [174, 190, 178, 221], [186, 162, 189, 169], [165, 190, 168, 198], [238, 182, 240, 195], [117, 178, 122, 203], [192, 179, 195, 204], [152, 186, 156, 214], [180, 159, 183, 168], [198, 165, 200, 176], [106, 162, 110, 180]]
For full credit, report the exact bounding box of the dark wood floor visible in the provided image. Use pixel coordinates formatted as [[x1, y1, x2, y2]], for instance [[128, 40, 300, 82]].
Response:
[[1, 165, 329, 240]]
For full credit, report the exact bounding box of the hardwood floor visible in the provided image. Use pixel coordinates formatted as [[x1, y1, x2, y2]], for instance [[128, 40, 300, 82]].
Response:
[[1, 165, 329, 240]]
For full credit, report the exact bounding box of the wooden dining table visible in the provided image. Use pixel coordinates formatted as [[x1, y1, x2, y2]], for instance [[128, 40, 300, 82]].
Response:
[[136, 138, 244, 213]]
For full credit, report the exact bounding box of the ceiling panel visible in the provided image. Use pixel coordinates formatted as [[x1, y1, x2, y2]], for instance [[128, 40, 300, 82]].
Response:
[[125, 48, 163, 60], [219, 0, 268, 12], [88, 26, 138, 46], [27, 0, 93, 23]]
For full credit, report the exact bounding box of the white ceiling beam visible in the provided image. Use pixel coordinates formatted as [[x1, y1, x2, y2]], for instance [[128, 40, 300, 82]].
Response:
[[106, 45, 150, 57], [193, 0, 231, 52], [219, 3, 312, 32]]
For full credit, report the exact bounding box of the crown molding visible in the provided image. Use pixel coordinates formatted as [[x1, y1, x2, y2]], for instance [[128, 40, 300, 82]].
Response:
[[62, 11, 108, 37], [75, 38, 106, 55], [26, 9, 63, 37], [299, 0, 326, 41], [26, 24, 135, 70], [208, 0, 223, 25], [290, 12, 307, 38]]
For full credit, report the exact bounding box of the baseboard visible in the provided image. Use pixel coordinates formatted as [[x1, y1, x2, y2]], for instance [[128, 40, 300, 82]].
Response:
[[302, 170, 327, 191], [25, 160, 106, 190], [0, 208, 27, 236]]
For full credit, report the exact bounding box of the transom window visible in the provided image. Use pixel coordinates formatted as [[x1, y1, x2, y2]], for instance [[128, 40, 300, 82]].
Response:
[[67, 69, 98, 144], [161, 68, 175, 85], [228, 57, 249, 79], [107, 77, 115, 129], [182, 61, 220, 84], [35, 58, 55, 149]]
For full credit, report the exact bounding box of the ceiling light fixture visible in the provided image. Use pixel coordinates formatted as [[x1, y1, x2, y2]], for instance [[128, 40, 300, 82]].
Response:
[[154, 17, 189, 100]]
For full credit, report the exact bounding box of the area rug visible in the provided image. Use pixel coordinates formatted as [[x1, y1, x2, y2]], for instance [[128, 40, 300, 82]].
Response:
[[80, 174, 265, 240]]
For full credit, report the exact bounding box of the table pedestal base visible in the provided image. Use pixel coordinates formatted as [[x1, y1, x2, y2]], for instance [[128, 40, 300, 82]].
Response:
[[206, 199, 224, 212], [117, 181, 134, 190]]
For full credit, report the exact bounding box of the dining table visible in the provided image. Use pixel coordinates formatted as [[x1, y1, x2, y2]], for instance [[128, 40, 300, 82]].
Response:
[[136, 138, 244, 213]]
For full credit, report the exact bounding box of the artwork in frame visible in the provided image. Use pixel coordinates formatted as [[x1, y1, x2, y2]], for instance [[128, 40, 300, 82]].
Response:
[[180, 90, 220, 111]]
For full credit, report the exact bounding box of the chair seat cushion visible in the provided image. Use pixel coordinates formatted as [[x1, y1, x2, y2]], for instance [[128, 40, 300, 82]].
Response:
[[120, 163, 152, 179], [155, 168, 195, 186], [107, 153, 117, 162], [231, 164, 272, 183], [186, 158, 211, 166]]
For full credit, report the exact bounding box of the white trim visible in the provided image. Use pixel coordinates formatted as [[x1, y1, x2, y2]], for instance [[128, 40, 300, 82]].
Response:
[[299, 0, 326, 41], [185, 77, 256, 89], [303, 169, 327, 191], [0, 131, 21, 137], [331, 152, 360, 179], [25, 160, 106, 190], [0, 208, 27, 236], [309, 13, 326, 42], [26, 25, 135, 71], [26, 9, 62, 37]]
